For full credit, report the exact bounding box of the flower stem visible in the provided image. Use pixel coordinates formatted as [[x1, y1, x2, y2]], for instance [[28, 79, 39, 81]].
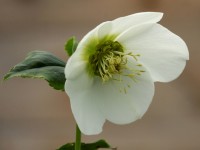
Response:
[[75, 124, 81, 150]]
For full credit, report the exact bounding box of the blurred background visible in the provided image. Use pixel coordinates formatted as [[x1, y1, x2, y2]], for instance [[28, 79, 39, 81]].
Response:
[[0, 0, 200, 150]]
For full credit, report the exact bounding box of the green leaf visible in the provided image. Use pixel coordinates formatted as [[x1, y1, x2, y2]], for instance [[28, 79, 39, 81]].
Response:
[[57, 143, 74, 150], [65, 36, 78, 56], [57, 140, 111, 150], [4, 51, 66, 91], [83, 140, 111, 150]]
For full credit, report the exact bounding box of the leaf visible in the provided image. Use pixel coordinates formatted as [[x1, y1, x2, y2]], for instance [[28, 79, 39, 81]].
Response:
[[57, 139, 112, 150], [4, 51, 66, 91], [83, 140, 111, 150], [57, 143, 74, 150], [65, 36, 78, 56]]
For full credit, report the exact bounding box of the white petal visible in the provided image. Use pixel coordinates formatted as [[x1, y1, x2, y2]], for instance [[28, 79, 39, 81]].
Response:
[[91, 58, 154, 124], [65, 69, 106, 135], [65, 54, 86, 80], [75, 22, 113, 55], [65, 56, 154, 134], [116, 23, 189, 82], [97, 21, 113, 40], [76, 12, 163, 55], [112, 12, 163, 34]]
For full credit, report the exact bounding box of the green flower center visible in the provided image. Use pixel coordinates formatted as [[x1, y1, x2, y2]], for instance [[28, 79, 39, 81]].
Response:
[[88, 40, 143, 82]]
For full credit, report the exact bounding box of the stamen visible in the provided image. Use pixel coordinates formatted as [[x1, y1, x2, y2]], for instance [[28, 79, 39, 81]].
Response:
[[88, 40, 144, 83]]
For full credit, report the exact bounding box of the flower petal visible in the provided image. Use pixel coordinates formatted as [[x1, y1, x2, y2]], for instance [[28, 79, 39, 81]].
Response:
[[90, 58, 154, 124], [112, 12, 163, 34], [116, 23, 189, 82], [76, 12, 163, 55], [65, 54, 86, 80], [65, 55, 154, 134], [97, 21, 113, 40], [76, 22, 113, 55], [65, 69, 106, 135]]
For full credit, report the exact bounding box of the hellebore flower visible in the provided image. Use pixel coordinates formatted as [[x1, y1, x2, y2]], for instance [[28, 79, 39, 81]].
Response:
[[64, 12, 189, 135]]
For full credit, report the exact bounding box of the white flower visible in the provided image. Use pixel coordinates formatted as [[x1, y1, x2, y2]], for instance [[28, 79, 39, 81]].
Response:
[[64, 12, 189, 135]]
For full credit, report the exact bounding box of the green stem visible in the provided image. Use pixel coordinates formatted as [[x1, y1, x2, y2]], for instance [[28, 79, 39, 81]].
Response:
[[75, 124, 81, 150]]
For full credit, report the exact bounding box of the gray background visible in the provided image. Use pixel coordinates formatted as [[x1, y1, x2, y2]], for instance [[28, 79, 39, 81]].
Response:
[[1, 0, 200, 150]]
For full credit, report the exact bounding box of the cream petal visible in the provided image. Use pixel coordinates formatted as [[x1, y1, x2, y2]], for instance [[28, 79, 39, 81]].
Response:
[[65, 54, 87, 80], [65, 69, 106, 135], [92, 58, 154, 124], [116, 23, 189, 82], [74, 26, 98, 57], [75, 22, 113, 55], [112, 12, 163, 34], [76, 12, 163, 55], [65, 56, 154, 134], [97, 21, 113, 40]]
